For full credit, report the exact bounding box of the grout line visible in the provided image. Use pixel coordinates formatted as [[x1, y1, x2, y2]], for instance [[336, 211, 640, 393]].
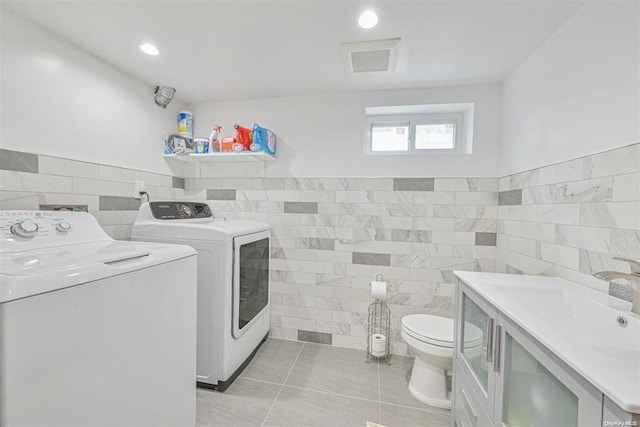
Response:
[[379, 400, 450, 415], [261, 342, 305, 427], [237, 376, 284, 387], [283, 384, 380, 405]]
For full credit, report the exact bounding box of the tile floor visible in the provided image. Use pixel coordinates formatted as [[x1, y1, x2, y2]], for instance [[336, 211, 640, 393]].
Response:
[[196, 338, 451, 427]]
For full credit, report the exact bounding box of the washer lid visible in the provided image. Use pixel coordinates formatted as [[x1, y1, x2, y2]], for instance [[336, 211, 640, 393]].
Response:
[[402, 314, 483, 344], [0, 241, 195, 303]]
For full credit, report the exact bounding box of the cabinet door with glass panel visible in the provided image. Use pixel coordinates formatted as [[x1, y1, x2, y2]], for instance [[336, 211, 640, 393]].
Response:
[[454, 284, 499, 420], [494, 315, 602, 427]]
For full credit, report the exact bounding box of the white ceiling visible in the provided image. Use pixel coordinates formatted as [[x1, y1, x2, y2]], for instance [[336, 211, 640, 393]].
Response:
[[4, 0, 583, 104]]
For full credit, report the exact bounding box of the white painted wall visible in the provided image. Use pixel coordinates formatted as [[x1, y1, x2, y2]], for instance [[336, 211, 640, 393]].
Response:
[[190, 84, 502, 178], [500, 1, 640, 176], [0, 9, 184, 175]]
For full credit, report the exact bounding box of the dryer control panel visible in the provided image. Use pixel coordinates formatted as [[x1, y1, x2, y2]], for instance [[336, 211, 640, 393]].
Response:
[[149, 202, 212, 220]]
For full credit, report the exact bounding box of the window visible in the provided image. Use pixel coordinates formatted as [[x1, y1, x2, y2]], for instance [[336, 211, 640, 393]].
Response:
[[415, 123, 455, 149], [371, 122, 409, 151], [365, 103, 474, 155]]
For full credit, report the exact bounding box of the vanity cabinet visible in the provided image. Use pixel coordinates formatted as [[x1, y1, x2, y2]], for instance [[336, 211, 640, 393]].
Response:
[[454, 286, 498, 423], [452, 280, 610, 427], [604, 396, 640, 426]]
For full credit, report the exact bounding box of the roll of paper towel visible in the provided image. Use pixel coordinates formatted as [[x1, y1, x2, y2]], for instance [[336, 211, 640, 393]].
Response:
[[370, 334, 387, 356], [370, 281, 387, 300]]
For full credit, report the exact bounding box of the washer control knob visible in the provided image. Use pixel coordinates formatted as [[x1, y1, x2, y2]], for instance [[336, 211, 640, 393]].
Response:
[[180, 204, 192, 217], [11, 220, 39, 237], [56, 221, 72, 233]]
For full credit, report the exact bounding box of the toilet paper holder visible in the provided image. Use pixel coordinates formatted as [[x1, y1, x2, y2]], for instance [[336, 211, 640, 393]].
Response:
[[366, 275, 391, 365]]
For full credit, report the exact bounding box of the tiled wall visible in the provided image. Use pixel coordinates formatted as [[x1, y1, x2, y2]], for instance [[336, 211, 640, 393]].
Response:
[[186, 177, 499, 354], [0, 147, 499, 354], [495, 143, 640, 300], [0, 149, 187, 239], [2, 143, 637, 355]]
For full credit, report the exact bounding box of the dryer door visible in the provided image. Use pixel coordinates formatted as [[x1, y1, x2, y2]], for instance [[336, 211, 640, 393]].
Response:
[[232, 230, 270, 339]]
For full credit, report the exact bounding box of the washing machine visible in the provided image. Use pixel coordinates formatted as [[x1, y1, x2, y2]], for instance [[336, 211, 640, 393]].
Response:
[[131, 201, 270, 391], [0, 210, 197, 426]]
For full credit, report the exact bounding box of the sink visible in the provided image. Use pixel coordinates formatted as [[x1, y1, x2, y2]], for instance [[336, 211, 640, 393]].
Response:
[[495, 285, 639, 352]]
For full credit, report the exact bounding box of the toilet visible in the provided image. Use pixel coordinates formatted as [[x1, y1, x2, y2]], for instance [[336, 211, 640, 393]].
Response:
[[401, 314, 483, 409]]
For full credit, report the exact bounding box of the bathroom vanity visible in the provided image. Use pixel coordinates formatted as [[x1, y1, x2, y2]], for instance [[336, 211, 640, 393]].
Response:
[[452, 271, 639, 427]]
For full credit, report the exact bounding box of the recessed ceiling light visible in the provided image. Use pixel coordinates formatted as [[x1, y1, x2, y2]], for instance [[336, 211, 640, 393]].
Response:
[[140, 43, 160, 56], [358, 10, 378, 29]]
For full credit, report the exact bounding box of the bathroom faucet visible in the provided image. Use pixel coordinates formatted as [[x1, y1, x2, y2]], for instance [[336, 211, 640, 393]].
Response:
[[594, 257, 640, 316]]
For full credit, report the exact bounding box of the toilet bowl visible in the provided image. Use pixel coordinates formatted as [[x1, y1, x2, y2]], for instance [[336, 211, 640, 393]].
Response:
[[401, 314, 483, 409]]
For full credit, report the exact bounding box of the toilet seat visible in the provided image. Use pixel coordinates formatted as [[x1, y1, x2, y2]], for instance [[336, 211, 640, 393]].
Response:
[[401, 314, 483, 348]]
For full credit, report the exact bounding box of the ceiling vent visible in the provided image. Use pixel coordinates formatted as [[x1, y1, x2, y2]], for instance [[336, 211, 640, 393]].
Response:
[[340, 38, 401, 74]]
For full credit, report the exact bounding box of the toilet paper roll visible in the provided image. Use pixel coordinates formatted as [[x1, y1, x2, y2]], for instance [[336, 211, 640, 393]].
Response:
[[370, 281, 387, 300], [370, 334, 387, 356]]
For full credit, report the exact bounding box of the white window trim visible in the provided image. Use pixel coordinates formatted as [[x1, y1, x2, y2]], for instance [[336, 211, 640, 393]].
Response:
[[364, 103, 474, 156]]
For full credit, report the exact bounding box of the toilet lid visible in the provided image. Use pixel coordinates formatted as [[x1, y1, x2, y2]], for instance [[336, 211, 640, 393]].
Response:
[[402, 314, 483, 347]]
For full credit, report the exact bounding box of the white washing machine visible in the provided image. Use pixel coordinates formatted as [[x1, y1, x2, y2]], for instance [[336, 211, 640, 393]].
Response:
[[0, 210, 198, 427], [131, 202, 271, 391]]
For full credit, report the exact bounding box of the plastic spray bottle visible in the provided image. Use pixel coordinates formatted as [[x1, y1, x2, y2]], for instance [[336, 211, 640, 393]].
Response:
[[209, 126, 222, 152]]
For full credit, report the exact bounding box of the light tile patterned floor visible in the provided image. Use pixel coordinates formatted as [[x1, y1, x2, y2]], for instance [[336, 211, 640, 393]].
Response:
[[196, 338, 451, 427]]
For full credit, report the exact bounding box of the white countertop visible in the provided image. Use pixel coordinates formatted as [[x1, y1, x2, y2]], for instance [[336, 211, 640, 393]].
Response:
[[454, 271, 640, 414]]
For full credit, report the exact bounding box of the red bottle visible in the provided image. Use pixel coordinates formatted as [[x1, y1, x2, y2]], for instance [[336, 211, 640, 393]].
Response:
[[233, 124, 253, 151]]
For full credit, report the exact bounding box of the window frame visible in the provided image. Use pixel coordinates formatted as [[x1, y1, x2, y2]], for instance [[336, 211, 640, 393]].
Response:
[[364, 103, 474, 156]]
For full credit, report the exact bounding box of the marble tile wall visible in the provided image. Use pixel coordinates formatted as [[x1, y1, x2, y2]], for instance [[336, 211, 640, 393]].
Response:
[[496, 143, 640, 300], [185, 176, 500, 354], [0, 149, 186, 239], [3, 143, 636, 354]]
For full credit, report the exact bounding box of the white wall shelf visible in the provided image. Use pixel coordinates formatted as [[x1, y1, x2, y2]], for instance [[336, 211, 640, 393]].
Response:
[[163, 152, 276, 164], [163, 152, 275, 178]]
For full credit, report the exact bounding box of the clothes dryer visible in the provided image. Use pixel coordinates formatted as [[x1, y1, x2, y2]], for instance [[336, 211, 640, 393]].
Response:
[[131, 201, 270, 390]]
